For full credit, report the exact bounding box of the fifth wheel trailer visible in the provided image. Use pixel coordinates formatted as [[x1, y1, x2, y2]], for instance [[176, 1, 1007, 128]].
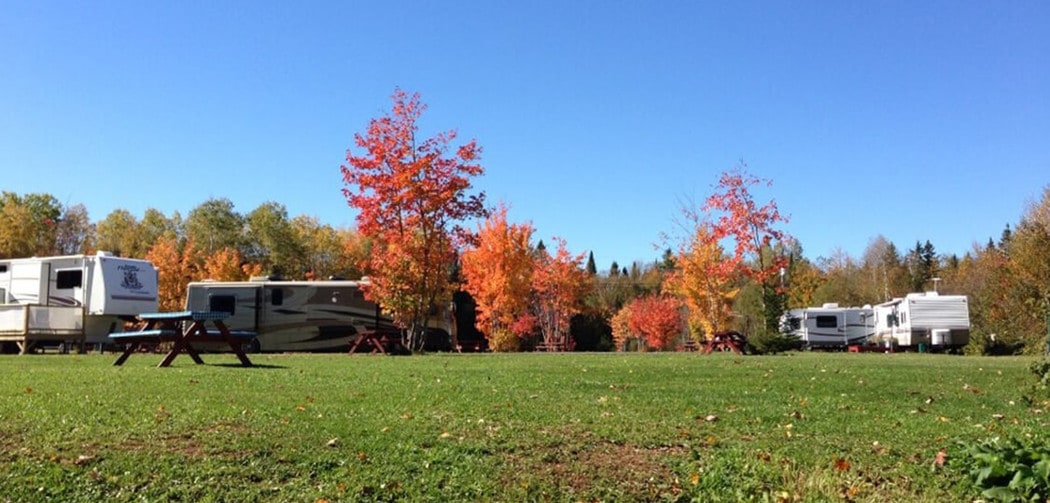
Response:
[[0, 252, 158, 353], [184, 277, 456, 352]]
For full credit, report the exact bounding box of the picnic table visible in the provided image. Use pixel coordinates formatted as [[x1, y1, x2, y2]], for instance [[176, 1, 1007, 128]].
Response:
[[109, 311, 255, 367], [348, 327, 402, 355], [702, 331, 749, 355]]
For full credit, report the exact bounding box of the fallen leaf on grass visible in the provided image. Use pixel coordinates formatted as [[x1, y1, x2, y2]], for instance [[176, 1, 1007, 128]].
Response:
[[704, 414, 718, 422], [326, 438, 338, 448], [833, 457, 851, 471], [74, 454, 95, 466], [24, 387, 32, 394], [934, 449, 947, 467]]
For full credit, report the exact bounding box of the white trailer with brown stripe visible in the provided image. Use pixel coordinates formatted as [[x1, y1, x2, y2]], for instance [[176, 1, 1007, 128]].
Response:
[[184, 277, 456, 352]]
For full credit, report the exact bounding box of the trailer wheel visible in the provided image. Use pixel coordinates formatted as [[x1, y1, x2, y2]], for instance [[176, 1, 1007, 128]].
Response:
[[245, 337, 261, 354]]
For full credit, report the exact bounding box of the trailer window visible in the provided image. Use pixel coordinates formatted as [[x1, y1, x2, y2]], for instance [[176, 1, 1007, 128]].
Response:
[[0, 265, 7, 273], [815, 316, 838, 328], [270, 288, 284, 306], [56, 270, 83, 289], [209, 295, 236, 315]]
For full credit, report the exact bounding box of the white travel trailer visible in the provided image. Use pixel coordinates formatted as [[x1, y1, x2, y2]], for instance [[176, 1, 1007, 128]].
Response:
[[873, 292, 970, 349], [0, 252, 159, 353], [184, 277, 456, 352], [780, 304, 875, 348]]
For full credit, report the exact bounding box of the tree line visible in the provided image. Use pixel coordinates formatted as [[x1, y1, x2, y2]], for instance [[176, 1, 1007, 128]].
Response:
[[4, 89, 1048, 355]]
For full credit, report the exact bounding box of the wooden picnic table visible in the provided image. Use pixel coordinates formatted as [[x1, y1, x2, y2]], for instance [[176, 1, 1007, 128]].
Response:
[[109, 311, 255, 367], [348, 327, 401, 355], [702, 331, 748, 355]]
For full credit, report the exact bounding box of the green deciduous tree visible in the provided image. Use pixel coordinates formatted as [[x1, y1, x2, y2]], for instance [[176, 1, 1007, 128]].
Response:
[[184, 198, 245, 256]]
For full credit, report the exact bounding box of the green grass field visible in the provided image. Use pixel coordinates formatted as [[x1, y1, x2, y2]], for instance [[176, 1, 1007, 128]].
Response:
[[1, 351, 1046, 502]]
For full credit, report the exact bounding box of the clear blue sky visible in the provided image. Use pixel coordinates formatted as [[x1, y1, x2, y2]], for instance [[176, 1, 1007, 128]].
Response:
[[2, 1, 1047, 268]]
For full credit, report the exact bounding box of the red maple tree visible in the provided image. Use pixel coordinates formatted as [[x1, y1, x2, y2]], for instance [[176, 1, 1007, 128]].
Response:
[[702, 165, 790, 331], [626, 294, 684, 350], [341, 89, 487, 351], [528, 238, 588, 351]]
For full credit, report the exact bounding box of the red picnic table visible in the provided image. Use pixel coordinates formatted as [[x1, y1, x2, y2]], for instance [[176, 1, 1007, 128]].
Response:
[[109, 311, 255, 367], [348, 327, 402, 355], [702, 331, 749, 355]]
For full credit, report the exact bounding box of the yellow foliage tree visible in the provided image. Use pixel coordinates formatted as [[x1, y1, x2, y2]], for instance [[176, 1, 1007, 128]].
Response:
[[665, 224, 738, 343], [610, 304, 634, 351]]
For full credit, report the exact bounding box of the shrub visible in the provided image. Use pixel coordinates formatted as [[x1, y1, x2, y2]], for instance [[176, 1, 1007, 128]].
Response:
[[953, 436, 1050, 502], [748, 328, 801, 355]]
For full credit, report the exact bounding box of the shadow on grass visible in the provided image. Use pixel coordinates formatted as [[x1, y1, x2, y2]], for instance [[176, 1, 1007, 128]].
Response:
[[209, 362, 287, 369]]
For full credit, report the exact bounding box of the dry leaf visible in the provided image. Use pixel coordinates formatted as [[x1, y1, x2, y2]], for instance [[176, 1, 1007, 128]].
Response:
[[326, 438, 339, 448], [934, 449, 948, 467], [833, 457, 851, 471]]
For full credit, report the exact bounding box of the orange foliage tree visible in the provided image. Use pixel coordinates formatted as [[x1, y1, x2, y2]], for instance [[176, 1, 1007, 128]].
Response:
[[625, 294, 684, 351], [147, 238, 264, 311], [341, 89, 487, 351], [528, 238, 588, 350], [460, 204, 535, 352], [145, 238, 198, 312], [203, 246, 263, 281]]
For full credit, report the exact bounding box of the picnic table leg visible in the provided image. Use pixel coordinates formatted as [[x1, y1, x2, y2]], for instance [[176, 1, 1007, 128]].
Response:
[[371, 334, 387, 355], [348, 334, 366, 354], [158, 340, 204, 367], [227, 339, 253, 367], [184, 343, 205, 364], [113, 342, 140, 366]]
